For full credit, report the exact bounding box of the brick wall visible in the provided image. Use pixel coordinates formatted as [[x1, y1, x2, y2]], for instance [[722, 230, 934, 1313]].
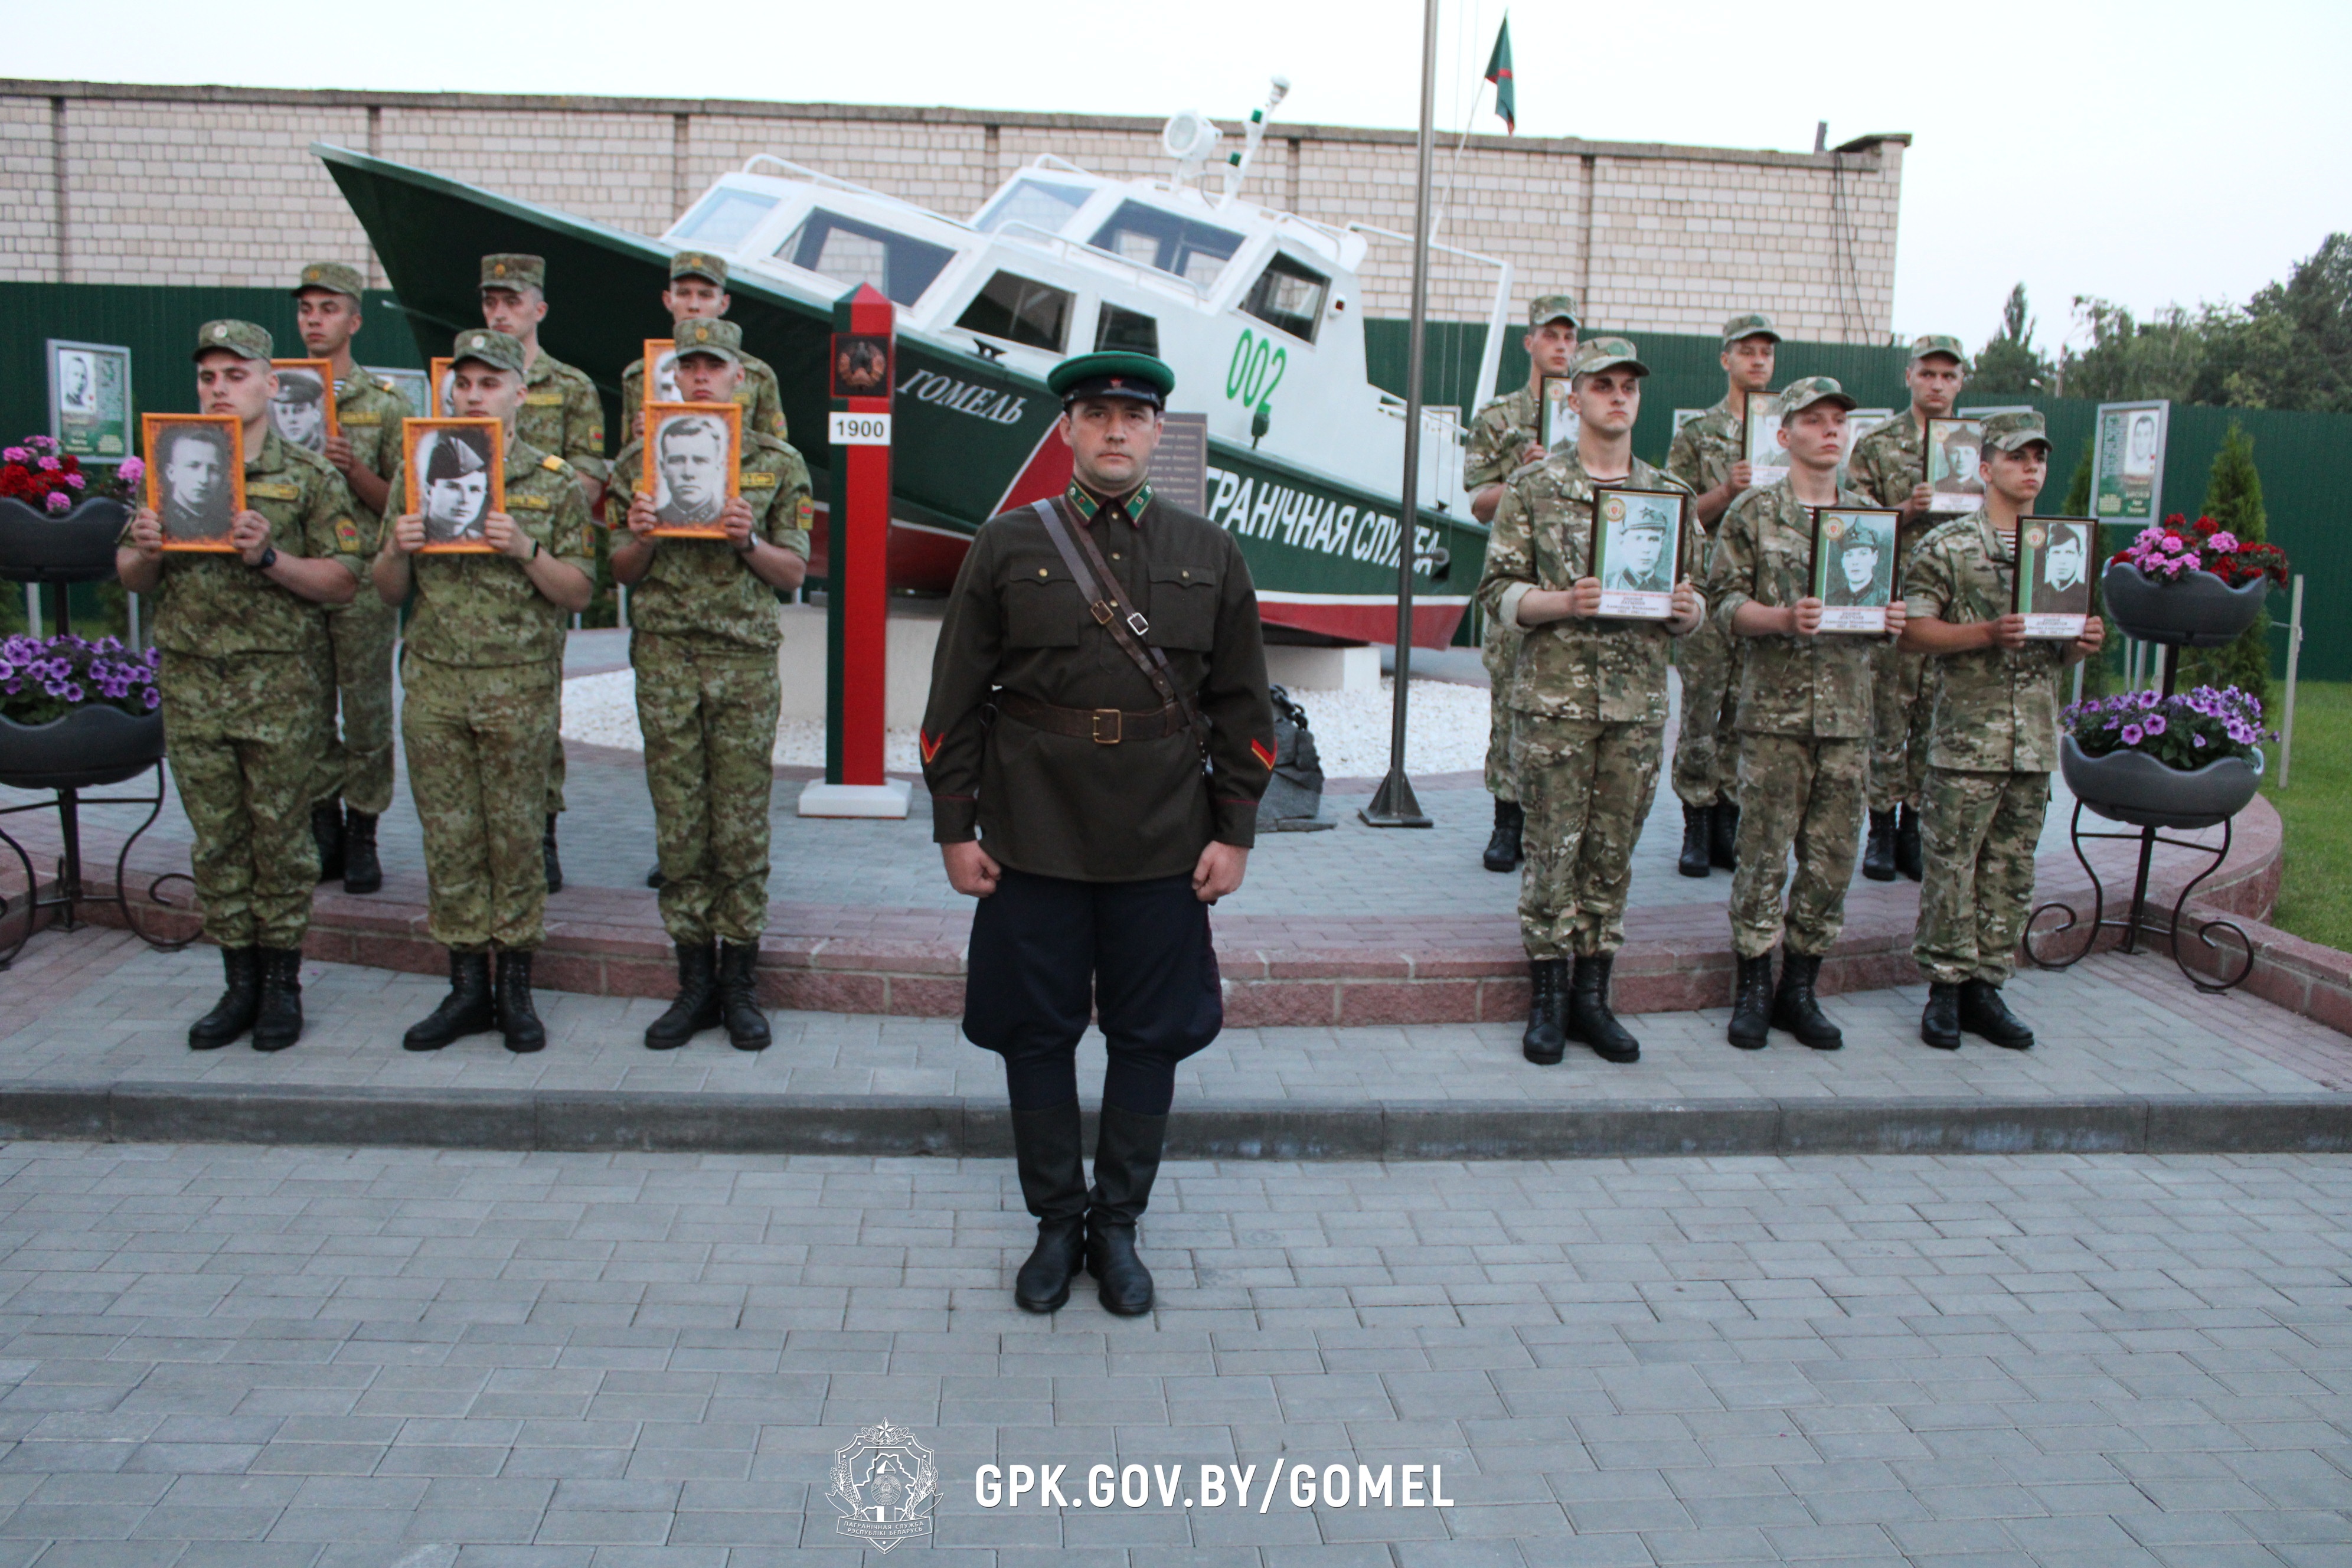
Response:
[[0, 81, 1905, 343]]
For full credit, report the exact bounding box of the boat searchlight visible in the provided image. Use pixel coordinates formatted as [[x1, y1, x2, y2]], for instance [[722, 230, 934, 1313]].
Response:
[[1164, 77, 1292, 208]]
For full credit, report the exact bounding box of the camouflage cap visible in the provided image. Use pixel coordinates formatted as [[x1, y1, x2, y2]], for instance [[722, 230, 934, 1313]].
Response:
[[670, 251, 729, 287], [479, 253, 545, 293], [672, 316, 743, 365], [1527, 294, 1580, 329], [1721, 312, 1782, 347], [193, 319, 273, 363], [292, 261, 365, 301], [1908, 333, 1968, 366], [1775, 375, 1858, 419], [450, 328, 529, 375], [1981, 410, 2050, 452], [1568, 337, 1648, 380]]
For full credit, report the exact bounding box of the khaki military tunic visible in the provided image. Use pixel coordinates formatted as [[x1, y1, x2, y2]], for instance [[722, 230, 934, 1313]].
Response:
[[514, 349, 607, 483]]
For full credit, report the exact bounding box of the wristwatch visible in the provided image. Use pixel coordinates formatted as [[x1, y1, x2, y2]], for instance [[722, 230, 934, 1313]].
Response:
[[252, 546, 277, 571]]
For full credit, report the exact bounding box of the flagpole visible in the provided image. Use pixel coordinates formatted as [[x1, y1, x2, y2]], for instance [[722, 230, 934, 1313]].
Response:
[[1431, 78, 1486, 245], [1361, 0, 1442, 830]]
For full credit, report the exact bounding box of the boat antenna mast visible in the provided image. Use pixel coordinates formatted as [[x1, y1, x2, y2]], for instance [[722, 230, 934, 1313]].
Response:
[[1216, 76, 1291, 208]]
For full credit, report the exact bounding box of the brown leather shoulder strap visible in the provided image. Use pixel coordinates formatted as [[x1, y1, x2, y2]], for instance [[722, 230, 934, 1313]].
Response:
[[1030, 498, 1208, 765]]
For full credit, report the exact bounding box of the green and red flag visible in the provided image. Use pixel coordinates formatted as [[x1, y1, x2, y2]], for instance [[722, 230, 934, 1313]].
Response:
[[1485, 16, 1515, 134]]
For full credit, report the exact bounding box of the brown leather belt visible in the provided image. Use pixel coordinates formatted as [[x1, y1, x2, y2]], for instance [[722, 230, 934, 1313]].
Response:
[[996, 690, 1188, 744]]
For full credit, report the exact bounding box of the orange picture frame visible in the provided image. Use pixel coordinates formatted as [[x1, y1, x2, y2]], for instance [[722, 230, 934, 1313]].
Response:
[[403, 417, 504, 554], [142, 413, 244, 552], [267, 358, 339, 453], [429, 357, 455, 417], [641, 401, 741, 540], [643, 339, 678, 407]]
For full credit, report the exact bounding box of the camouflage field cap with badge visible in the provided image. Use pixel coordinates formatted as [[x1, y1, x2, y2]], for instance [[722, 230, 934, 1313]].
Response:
[[479, 254, 545, 294], [1980, 410, 2050, 453], [1047, 351, 1174, 408], [1720, 312, 1782, 347], [450, 329, 528, 377], [1775, 375, 1858, 419], [194, 319, 273, 362], [670, 252, 729, 288], [672, 318, 742, 365], [292, 262, 366, 302], [1907, 334, 1968, 367], [1528, 295, 1580, 330], [1567, 337, 1648, 380]]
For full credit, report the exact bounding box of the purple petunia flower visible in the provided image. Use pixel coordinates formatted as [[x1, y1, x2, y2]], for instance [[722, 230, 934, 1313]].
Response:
[[2121, 724, 2144, 746], [2193, 733, 2208, 748], [2144, 715, 2167, 736], [142, 688, 159, 710]]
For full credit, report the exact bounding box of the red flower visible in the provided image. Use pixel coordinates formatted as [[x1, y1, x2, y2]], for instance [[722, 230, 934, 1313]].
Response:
[[2193, 515, 2217, 535], [59, 455, 80, 475]]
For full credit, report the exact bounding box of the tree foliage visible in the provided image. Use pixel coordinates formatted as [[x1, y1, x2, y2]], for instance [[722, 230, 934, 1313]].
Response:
[[2059, 299, 2205, 403], [1972, 283, 2054, 397], [2178, 422, 2274, 711], [2191, 233, 2352, 413]]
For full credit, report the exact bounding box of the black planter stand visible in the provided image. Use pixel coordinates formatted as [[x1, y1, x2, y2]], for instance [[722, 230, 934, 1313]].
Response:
[[2025, 642, 2255, 994]]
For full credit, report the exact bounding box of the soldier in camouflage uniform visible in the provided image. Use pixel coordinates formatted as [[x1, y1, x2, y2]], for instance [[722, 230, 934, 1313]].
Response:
[[1899, 411, 2103, 1051], [478, 253, 607, 894], [620, 252, 791, 446], [1847, 334, 1969, 883], [1476, 338, 1704, 1067], [1706, 378, 1907, 1052], [608, 319, 812, 1052], [290, 262, 406, 896], [1664, 312, 1781, 879], [373, 329, 597, 1054], [116, 321, 365, 1053], [1463, 295, 1579, 874]]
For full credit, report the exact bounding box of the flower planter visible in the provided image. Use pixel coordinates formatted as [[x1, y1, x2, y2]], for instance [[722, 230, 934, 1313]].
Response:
[[2059, 733, 2262, 832], [0, 705, 164, 790], [2101, 561, 2269, 649], [0, 497, 129, 586]]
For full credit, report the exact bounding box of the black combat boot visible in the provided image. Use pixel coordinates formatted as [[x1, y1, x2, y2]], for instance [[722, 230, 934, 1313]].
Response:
[[311, 801, 345, 884], [1482, 799, 1524, 873], [1521, 958, 1568, 1065], [716, 941, 772, 1051], [250, 947, 305, 1053], [187, 946, 261, 1050], [341, 809, 382, 895], [645, 940, 718, 1050], [645, 863, 665, 889], [1085, 1104, 1168, 1317], [404, 950, 496, 1051], [1566, 953, 1640, 1064], [542, 815, 564, 894], [1010, 1102, 1088, 1313], [1770, 952, 1843, 1050], [1678, 803, 1714, 878], [1709, 797, 1740, 871], [1727, 953, 1773, 1050], [1920, 982, 1962, 1050], [1894, 803, 1924, 882], [1861, 809, 1897, 882], [1958, 979, 2035, 1050], [497, 949, 547, 1053]]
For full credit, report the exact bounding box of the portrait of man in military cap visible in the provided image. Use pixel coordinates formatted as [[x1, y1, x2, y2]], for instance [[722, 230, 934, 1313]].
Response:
[[267, 360, 336, 453], [646, 404, 740, 534], [1592, 488, 1684, 613], [403, 419, 502, 548], [142, 414, 241, 548], [1811, 508, 1898, 630], [1925, 417, 1985, 512], [2017, 517, 2095, 635]]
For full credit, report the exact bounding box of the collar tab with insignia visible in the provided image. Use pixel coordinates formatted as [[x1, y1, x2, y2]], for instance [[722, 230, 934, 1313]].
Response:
[[1065, 480, 1153, 525]]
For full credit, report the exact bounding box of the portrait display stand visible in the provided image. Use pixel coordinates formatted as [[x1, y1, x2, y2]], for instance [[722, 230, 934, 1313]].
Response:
[[2024, 641, 2255, 995]]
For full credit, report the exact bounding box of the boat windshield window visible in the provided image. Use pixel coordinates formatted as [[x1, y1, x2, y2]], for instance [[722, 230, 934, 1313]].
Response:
[[1095, 304, 1159, 356], [976, 178, 1093, 236], [1087, 201, 1242, 288], [776, 210, 955, 306], [1242, 251, 1330, 344], [956, 271, 1073, 352], [670, 188, 779, 250]]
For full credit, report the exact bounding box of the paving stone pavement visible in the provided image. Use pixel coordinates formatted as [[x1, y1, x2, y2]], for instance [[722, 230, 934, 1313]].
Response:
[[0, 1138, 2340, 1566]]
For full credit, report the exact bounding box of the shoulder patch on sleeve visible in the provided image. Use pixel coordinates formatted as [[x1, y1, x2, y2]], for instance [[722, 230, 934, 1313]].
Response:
[[1249, 738, 1277, 770], [795, 496, 815, 527], [741, 471, 778, 489], [541, 454, 568, 473], [919, 730, 943, 765], [334, 517, 362, 550]]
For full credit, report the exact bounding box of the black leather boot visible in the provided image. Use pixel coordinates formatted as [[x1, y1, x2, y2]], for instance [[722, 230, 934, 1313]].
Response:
[[1727, 953, 1773, 1050], [1894, 804, 1924, 882], [187, 946, 261, 1050], [404, 950, 496, 1051], [250, 947, 305, 1053], [716, 941, 772, 1051], [311, 801, 345, 884], [1958, 979, 2035, 1049], [1921, 982, 1962, 1049], [1861, 809, 1897, 883], [1521, 958, 1568, 1065], [1011, 1102, 1088, 1313], [1086, 1104, 1167, 1316], [1678, 803, 1714, 878], [1709, 798, 1740, 871], [1482, 798, 1524, 873], [341, 809, 382, 895], [497, 950, 547, 1053], [645, 941, 718, 1050], [645, 863, 665, 889], [542, 815, 564, 894], [1566, 953, 1640, 1064], [1771, 952, 1844, 1050]]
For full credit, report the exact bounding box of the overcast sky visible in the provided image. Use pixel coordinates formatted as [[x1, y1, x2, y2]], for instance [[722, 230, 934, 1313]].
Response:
[[17, 0, 2347, 351]]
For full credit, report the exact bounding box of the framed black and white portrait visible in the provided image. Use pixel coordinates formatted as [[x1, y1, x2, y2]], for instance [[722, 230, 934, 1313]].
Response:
[[643, 401, 741, 539], [1810, 507, 1899, 633], [2014, 516, 2095, 639], [404, 417, 503, 551], [1589, 486, 1685, 620], [268, 359, 338, 454], [142, 414, 243, 551]]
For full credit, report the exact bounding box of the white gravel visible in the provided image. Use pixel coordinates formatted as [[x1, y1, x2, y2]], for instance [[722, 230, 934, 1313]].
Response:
[[559, 669, 1489, 779]]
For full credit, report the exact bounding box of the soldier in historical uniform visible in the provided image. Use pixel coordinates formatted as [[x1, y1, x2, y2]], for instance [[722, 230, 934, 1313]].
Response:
[[1664, 312, 1781, 878], [1476, 338, 1704, 1067], [608, 318, 811, 1052], [619, 252, 790, 445], [1706, 378, 1907, 1051], [1900, 411, 2103, 1050], [478, 253, 606, 894], [373, 329, 596, 1054], [920, 350, 1275, 1318], [115, 321, 365, 1052], [1849, 335, 1968, 883], [1463, 296, 1579, 873], [291, 261, 407, 896]]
